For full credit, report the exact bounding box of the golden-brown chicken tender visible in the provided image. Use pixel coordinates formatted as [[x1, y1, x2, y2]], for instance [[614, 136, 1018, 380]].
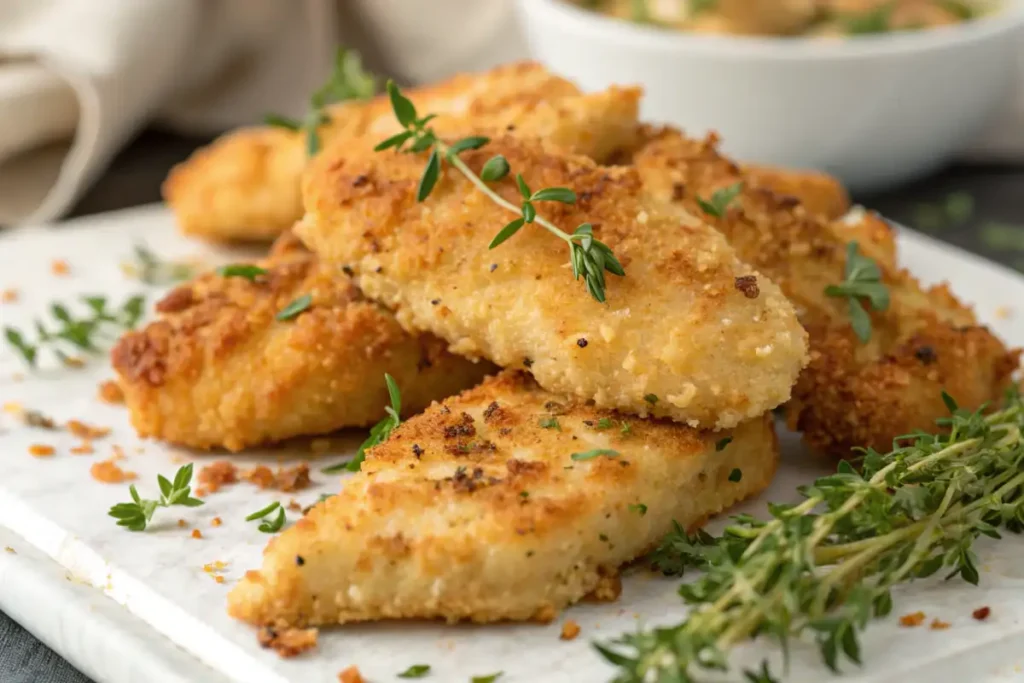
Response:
[[110, 232, 494, 451], [164, 61, 640, 243], [227, 371, 778, 627], [632, 127, 1020, 455], [298, 135, 808, 428], [742, 163, 850, 221]]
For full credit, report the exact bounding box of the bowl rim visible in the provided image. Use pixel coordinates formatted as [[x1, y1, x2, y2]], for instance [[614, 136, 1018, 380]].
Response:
[[518, 0, 1024, 60]]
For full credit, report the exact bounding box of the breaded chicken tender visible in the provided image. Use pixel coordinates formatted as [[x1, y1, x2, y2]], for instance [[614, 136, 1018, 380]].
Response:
[[227, 371, 778, 627], [742, 163, 850, 220], [164, 62, 640, 243], [298, 135, 808, 428], [111, 231, 494, 451], [632, 127, 1021, 454]]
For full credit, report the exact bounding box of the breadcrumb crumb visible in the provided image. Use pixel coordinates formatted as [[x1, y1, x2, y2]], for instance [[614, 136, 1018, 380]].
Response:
[[337, 665, 365, 683], [1, 289, 17, 303], [257, 626, 318, 658], [191, 529, 203, 539], [178, 519, 189, 528], [29, 444, 55, 457], [211, 517, 223, 527], [67, 420, 110, 440], [930, 618, 951, 630], [98, 380, 125, 404], [90, 459, 137, 483], [243, 463, 311, 492], [973, 606, 991, 621], [4, 546, 14, 554], [51, 260, 70, 276], [994, 306, 1012, 320], [198, 461, 239, 493], [560, 619, 581, 641], [899, 611, 926, 627], [70, 442, 95, 455]]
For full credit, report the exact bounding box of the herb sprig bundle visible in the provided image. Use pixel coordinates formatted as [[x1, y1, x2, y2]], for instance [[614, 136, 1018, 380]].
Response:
[[129, 245, 195, 285], [266, 47, 375, 156], [825, 241, 889, 343], [599, 391, 1024, 682], [375, 81, 625, 303], [5, 294, 145, 367], [323, 373, 402, 474], [246, 501, 287, 533], [108, 464, 204, 531]]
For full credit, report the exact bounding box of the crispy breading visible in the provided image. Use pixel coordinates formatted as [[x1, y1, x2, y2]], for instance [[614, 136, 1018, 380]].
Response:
[[227, 371, 778, 627], [742, 163, 850, 220], [111, 231, 494, 451], [163, 61, 640, 243], [632, 127, 1020, 454], [298, 135, 808, 428]]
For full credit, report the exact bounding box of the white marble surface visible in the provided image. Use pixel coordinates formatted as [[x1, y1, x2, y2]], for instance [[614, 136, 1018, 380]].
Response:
[[1, 206, 1024, 683]]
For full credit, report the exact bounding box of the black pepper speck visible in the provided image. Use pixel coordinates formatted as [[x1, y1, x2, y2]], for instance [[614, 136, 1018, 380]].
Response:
[[576, 338, 588, 348]]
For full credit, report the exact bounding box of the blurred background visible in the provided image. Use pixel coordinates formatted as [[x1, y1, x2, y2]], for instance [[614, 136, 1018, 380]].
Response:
[[1, 1, 1023, 682]]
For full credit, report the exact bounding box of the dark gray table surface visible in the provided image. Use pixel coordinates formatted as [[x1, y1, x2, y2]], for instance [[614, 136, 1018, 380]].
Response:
[[1, 129, 1022, 683]]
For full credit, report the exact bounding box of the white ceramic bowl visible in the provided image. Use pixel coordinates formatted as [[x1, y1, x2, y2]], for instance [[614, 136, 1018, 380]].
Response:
[[516, 0, 1024, 193]]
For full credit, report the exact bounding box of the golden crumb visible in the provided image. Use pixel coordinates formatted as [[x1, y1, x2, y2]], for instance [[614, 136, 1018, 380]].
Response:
[[111, 445, 126, 460], [930, 618, 951, 630], [70, 442, 95, 455], [90, 459, 137, 483], [215, 575, 225, 584], [62, 356, 86, 368], [257, 626, 318, 658], [51, 259, 70, 276], [243, 464, 312, 492], [995, 306, 1012, 320], [194, 488, 208, 497], [900, 611, 926, 627], [4, 546, 15, 554], [337, 665, 365, 683], [1, 289, 17, 303], [287, 500, 302, 512], [198, 461, 239, 493], [178, 519, 189, 528], [2, 401, 22, 413], [191, 529, 203, 539], [211, 517, 223, 527], [67, 420, 111, 440], [243, 465, 275, 489], [98, 380, 125, 404], [560, 619, 581, 641], [28, 444, 55, 457]]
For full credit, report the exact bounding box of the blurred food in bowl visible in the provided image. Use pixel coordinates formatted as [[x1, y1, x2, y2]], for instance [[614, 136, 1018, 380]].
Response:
[[568, 0, 997, 36], [518, 0, 1024, 192]]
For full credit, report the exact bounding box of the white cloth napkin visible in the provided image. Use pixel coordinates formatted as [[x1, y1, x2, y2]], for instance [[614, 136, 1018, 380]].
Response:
[[0, 0, 1017, 227]]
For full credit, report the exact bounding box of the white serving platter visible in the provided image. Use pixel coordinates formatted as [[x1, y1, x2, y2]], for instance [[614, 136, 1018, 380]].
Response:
[[1, 205, 1023, 683]]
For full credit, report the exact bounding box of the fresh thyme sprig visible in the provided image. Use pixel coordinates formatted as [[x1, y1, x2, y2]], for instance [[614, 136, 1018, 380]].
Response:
[[696, 182, 743, 219], [825, 241, 889, 343], [4, 294, 145, 367], [322, 373, 402, 474], [108, 464, 203, 531], [246, 501, 286, 533], [265, 47, 375, 157], [375, 81, 625, 303], [599, 390, 1024, 682], [128, 244, 195, 284]]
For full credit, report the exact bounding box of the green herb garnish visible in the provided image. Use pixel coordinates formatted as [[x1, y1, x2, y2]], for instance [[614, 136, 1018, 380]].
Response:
[[600, 391, 1024, 681], [471, 672, 503, 683], [620, 421, 632, 435], [398, 664, 431, 678], [696, 182, 743, 219], [276, 294, 312, 321], [539, 417, 561, 430], [217, 264, 268, 281], [375, 81, 624, 304], [246, 501, 286, 533], [716, 437, 733, 452], [824, 241, 889, 343], [5, 294, 146, 367], [644, 394, 659, 405], [108, 464, 203, 531], [628, 503, 648, 516], [265, 47, 375, 157], [596, 417, 614, 430], [571, 448, 620, 461], [323, 373, 401, 473], [980, 222, 1024, 252], [130, 245, 195, 284], [728, 468, 742, 482], [844, 3, 893, 34]]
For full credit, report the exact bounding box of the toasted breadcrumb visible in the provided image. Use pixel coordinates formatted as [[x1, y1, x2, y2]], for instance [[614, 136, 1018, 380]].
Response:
[[62, 356, 86, 368], [2, 401, 21, 413], [90, 459, 137, 483], [191, 529, 203, 539], [1, 289, 17, 303], [4, 546, 14, 554], [211, 517, 223, 527], [28, 444, 55, 457], [337, 665, 365, 683], [257, 626, 318, 658], [287, 500, 302, 512], [67, 420, 110, 440], [930, 618, 951, 630], [995, 306, 1012, 320], [203, 561, 228, 573], [973, 606, 991, 620], [243, 464, 311, 492], [70, 442, 95, 455], [198, 461, 239, 493], [900, 611, 926, 627], [178, 519, 189, 528], [98, 380, 125, 404], [51, 260, 70, 276], [215, 575, 225, 584], [560, 619, 581, 641]]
